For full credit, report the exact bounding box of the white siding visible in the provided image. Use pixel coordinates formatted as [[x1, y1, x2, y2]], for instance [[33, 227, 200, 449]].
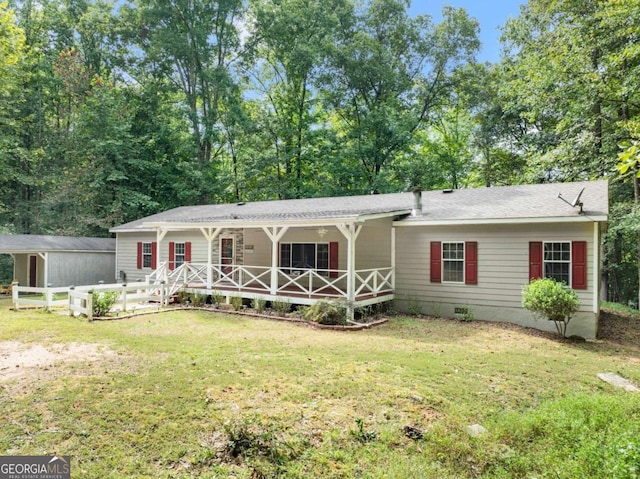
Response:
[[116, 232, 157, 282], [394, 222, 600, 339]]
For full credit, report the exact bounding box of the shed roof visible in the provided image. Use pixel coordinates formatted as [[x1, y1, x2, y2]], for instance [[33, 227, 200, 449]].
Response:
[[110, 180, 609, 232], [0, 235, 116, 253]]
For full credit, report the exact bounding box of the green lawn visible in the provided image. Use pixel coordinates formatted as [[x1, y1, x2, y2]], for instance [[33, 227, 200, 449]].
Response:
[[1, 298, 640, 478]]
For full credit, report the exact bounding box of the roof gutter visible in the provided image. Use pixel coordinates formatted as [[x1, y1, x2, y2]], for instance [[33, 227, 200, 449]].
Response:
[[393, 214, 608, 227]]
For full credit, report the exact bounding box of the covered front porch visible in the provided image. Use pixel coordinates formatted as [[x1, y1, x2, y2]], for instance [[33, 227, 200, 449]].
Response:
[[145, 219, 399, 321]]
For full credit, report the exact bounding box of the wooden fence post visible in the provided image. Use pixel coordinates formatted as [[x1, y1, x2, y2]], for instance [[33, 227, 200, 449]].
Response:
[[121, 284, 128, 312], [86, 290, 93, 321], [68, 286, 75, 316], [45, 284, 53, 312], [160, 281, 166, 306], [12, 281, 19, 311]]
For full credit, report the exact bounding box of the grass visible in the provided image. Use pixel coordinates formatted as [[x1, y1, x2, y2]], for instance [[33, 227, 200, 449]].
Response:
[[1, 297, 640, 477]]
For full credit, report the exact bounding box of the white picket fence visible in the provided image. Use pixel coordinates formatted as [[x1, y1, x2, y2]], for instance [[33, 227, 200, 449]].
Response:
[[13, 282, 167, 320]]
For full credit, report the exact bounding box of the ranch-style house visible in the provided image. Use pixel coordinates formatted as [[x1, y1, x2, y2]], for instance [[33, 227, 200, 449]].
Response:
[[110, 180, 608, 339]]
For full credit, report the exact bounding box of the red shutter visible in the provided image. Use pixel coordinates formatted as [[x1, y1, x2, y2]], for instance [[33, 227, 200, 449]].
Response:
[[430, 242, 442, 283], [151, 242, 157, 269], [185, 242, 192, 263], [572, 241, 587, 290], [329, 242, 339, 278], [465, 241, 478, 285], [529, 242, 543, 281], [168, 242, 175, 270], [137, 242, 143, 269]]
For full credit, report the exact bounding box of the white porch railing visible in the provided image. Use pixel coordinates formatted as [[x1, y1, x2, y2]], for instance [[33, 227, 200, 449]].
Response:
[[154, 263, 394, 300]]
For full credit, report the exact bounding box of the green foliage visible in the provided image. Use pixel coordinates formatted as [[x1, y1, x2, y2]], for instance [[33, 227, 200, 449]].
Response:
[[350, 418, 377, 443], [271, 298, 291, 316], [92, 291, 118, 317], [190, 292, 207, 307], [229, 295, 243, 311], [522, 278, 580, 337], [302, 300, 347, 325], [251, 297, 267, 313], [210, 290, 223, 306]]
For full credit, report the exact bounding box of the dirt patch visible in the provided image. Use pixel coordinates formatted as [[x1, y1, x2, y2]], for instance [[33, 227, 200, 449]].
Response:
[[0, 341, 116, 383], [598, 309, 640, 349]]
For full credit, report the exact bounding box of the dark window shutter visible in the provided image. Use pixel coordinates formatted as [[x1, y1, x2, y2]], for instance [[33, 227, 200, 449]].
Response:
[[168, 242, 175, 270], [151, 242, 157, 270], [137, 242, 143, 269], [572, 241, 587, 290], [329, 242, 339, 278], [465, 242, 478, 285], [430, 242, 442, 283], [185, 242, 192, 263], [529, 242, 543, 281]]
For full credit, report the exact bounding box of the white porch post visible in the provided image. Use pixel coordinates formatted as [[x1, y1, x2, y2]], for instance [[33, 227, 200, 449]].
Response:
[[262, 226, 289, 295], [391, 227, 396, 290], [337, 223, 363, 323], [200, 227, 222, 289], [37, 252, 48, 287], [156, 228, 168, 280]]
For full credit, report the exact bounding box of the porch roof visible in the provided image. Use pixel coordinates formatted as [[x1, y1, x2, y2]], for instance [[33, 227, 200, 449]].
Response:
[[0, 235, 116, 253], [110, 193, 414, 232]]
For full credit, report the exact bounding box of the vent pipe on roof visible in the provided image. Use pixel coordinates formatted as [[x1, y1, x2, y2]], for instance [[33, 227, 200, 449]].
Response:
[[412, 189, 423, 217]]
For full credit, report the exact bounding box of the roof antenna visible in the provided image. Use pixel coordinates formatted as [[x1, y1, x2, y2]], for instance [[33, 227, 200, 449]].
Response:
[[557, 187, 585, 214]]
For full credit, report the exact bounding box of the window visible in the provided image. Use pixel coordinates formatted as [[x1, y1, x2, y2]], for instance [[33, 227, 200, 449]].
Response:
[[281, 243, 329, 275], [442, 242, 465, 283], [430, 241, 477, 285], [543, 242, 570, 284], [142, 242, 153, 268], [529, 241, 587, 290], [137, 241, 157, 270], [174, 242, 186, 268]]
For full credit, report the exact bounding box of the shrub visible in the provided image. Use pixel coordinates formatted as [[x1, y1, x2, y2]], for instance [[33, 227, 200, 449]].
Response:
[[251, 297, 267, 313], [522, 278, 580, 337], [271, 298, 291, 316], [302, 300, 347, 325], [210, 290, 223, 306], [229, 295, 243, 311], [191, 292, 207, 306], [92, 291, 118, 317]]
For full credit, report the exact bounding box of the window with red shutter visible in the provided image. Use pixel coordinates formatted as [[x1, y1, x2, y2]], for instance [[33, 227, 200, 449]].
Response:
[[137, 242, 143, 269], [430, 242, 442, 283], [529, 242, 543, 281], [168, 242, 175, 270], [465, 242, 478, 285], [571, 241, 587, 289], [151, 242, 157, 269]]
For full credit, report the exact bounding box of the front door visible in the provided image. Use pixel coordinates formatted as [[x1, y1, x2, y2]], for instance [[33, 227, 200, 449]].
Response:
[[220, 238, 234, 276], [28, 255, 37, 287]]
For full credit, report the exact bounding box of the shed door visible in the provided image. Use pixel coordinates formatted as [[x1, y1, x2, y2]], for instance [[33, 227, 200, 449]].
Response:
[[28, 255, 37, 287]]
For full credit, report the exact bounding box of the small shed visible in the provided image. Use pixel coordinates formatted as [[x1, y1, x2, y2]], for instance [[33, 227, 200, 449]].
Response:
[[0, 235, 116, 287]]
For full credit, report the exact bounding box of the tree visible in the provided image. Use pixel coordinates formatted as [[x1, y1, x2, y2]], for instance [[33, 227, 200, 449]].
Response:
[[243, 0, 347, 199], [123, 0, 245, 203], [499, 0, 640, 306], [324, 0, 479, 193]]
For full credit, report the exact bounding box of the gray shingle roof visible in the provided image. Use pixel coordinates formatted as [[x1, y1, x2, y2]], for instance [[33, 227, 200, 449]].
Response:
[[110, 180, 609, 232], [0, 235, 116, 253], [403, 180, 608, 223]]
